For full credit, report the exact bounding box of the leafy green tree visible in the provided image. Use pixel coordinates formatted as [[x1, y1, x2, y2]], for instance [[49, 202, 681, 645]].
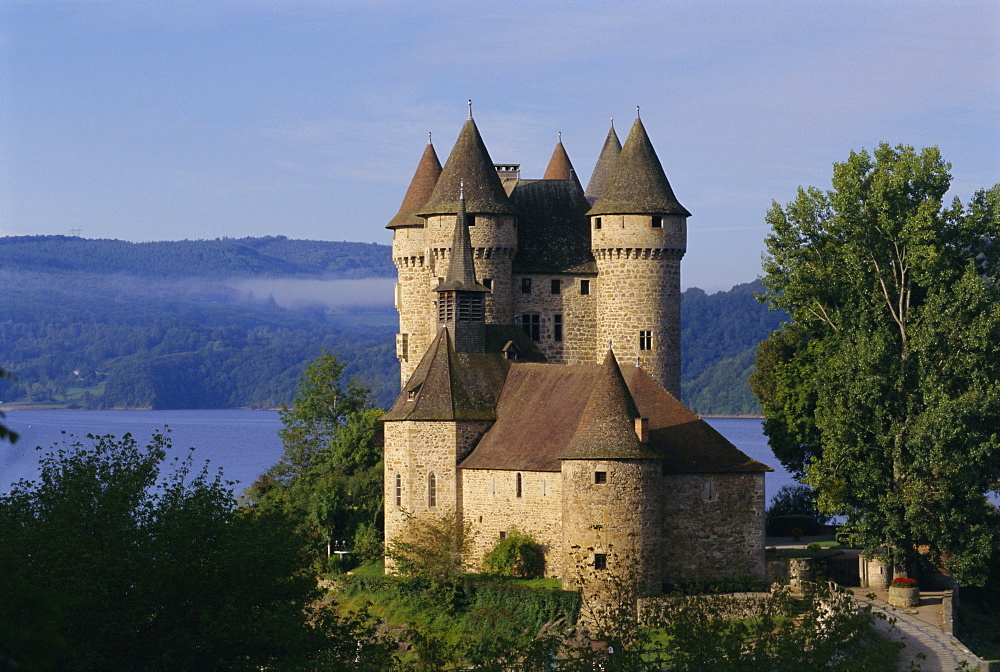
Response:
[[752, 143, 1000, 583], [766, 483, 832, 528], [0, 431, 388, 671], [482, 527, 546, 578], [246, 352, 384, 567]]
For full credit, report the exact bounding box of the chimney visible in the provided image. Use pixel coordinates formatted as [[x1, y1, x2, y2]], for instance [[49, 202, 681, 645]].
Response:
[[635, 417, 649, 443]]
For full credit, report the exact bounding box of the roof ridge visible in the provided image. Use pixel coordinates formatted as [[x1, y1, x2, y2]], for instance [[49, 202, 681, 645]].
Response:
[[587, 116, 690, 217]]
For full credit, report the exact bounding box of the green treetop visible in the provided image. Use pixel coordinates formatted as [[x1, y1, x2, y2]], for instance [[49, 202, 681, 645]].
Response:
[[751, 144, 1000, 584]]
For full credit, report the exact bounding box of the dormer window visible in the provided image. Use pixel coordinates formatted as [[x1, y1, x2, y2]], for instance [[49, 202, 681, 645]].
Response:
[[407, 384, 421, 401], [483, 277, 493, 291]]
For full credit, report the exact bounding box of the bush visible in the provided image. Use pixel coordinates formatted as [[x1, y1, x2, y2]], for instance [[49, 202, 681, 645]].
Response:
[[482, 528, 545, 578], [766, 484, 832, 530]]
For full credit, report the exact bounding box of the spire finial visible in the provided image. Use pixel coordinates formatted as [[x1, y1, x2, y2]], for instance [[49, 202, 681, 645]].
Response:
[[428, 131, 432, 145], [636, 105, 640, 119], [460, 179, 465, 201], [467, 99, 473, 120], [558, 131, 562, 143]]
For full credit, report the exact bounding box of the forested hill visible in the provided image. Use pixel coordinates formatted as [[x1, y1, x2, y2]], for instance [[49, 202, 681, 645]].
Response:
[[1, 236, 783, 414], [0, 235, 394, 278]]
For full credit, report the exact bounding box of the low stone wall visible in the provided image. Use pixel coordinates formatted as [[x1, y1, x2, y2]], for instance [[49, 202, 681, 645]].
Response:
[[637, 592, 773, 624]]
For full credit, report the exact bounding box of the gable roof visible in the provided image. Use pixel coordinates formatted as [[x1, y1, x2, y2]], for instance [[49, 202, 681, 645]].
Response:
[[587, 116, 690, 217], [382, 328, 508, 422], [417, 116, 518, 217], [585, 122, 621, 204], [387, 138, 442, 229], [510, 179, 595, 274]]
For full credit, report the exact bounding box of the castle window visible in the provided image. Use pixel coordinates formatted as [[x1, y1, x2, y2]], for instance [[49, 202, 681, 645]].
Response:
[[397, 333, 409, 361], [483, 277, 493, 291], [395, 473, 401, 507], [550, 279, 561, 294], [438, 291, 455, 322], [428, 472, 437, 508], [521, 277, 532, 294], [580, 280, 590, 296], [542, 478, 548, 496], [407, 383, 421, 401], [499, 530, 507, 539], [458, 293, 484, 322], [594, 471, 607, 484], [593, 553, 607, 570], [703, 480, 718, 502], [553, 314, 563, 342], [652, 216, 663, 228], [594, 217, 602, 230], [516, 473, 523, 498], [639, 330, 652, 351], [521, 313, 540, 341], [491, 477, 496, 495]]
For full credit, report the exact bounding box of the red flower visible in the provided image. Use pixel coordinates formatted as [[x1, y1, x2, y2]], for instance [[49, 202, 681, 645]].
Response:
[[891, 577, 918, 587]]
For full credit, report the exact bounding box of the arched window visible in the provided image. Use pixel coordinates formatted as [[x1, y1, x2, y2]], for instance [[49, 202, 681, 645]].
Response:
[[516, 472, 522, 498], [394, 473, 401, 507], [428, 472, 437, 508]]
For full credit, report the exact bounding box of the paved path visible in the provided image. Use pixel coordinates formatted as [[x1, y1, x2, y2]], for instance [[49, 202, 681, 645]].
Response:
[[854, 592, 990, 671]]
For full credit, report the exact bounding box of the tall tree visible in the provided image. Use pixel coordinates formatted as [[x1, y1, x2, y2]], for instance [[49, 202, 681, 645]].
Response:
[[246, 352, 384, 566], [751, 144, 1000, 584]]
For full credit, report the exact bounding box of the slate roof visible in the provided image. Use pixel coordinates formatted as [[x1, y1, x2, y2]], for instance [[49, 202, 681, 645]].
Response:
[[387, 138, 442, 229], [417, 116, 518, 217], [436, 195, 489, 293], [382, 328, 508, 422], [588, 116, 691, 217], [510, 179, 595, 274], [585, 122, 621, 204]]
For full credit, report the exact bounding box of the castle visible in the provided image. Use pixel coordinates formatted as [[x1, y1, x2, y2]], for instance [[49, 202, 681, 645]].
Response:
[[382, 104, 769, 595]]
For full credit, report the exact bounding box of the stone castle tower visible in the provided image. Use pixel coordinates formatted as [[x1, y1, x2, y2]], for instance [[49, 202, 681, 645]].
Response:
[[387, 106, 688, 397], [382, 106, 768, 595]]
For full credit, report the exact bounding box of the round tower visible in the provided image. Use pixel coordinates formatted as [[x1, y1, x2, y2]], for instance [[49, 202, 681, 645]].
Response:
[[417, 104, 518, 327], [388, 134, 442, 387], [587, 113, 689, 397]]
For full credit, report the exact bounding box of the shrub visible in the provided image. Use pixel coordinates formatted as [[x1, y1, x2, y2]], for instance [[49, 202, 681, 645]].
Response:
[[482, 528, 545, 578]]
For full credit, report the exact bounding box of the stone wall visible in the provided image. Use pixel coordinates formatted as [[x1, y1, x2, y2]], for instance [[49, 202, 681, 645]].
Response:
[[460, 468, 563, 576], [383, 419, 491, 571], [512, 272, 598, 365], [659, 473, 766, 582]]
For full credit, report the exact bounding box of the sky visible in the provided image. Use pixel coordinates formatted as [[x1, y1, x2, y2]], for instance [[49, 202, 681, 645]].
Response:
[[1, 1, 998, 292]]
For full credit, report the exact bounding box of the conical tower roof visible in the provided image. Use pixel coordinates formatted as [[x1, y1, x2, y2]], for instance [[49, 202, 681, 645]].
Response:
[[584, 121, 621, 203], [543, 134, 583, 191], [437, 191, 489, 293], [417, 108, 517, 217], [561, 349, 660, 460], [587, 114, 690, 217], [387, 136, 442, 229]]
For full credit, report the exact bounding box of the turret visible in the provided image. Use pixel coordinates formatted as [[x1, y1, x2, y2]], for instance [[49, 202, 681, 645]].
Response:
[[389, 134, 442, 387], [417, 102, 518, 326], [587, 110, 688, 396], [584, 120, 622, 205], [435, 188, 489, 353]]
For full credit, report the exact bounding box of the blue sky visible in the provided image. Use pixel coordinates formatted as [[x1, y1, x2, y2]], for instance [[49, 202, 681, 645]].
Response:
[[2, 1, 998, 292]]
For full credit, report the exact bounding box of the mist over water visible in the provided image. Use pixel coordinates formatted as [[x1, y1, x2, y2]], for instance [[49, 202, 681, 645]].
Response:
[[229, 277, 395, 311]]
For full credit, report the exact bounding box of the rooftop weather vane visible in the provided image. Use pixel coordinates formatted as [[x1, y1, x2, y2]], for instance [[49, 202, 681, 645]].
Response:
[[467, 99, 473, 119]]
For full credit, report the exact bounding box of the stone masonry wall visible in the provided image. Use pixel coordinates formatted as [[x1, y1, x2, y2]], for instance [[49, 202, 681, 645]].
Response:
[[512, 273, 598, 365], [383, 420, 492, 571], [561, 459, 662, 596], [460, 468, 563, 576], [659, 473, 766, 582]]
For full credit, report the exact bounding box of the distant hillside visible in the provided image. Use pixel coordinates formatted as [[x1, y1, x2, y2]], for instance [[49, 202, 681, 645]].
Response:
[[1, 236, 780, 414], [0, 235, 394, 279], [680, 280, 787, 416]]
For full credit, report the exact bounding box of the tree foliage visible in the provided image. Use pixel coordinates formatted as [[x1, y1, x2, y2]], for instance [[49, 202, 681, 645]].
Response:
[[752, 143, 1000, 583], [245, 352, 385, 568], [0, 431, 385, 671], [482, 528, 546, 578]]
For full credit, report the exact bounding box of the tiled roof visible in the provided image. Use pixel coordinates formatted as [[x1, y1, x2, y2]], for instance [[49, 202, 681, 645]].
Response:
[[587, 116, 691, 217], [561, 349, 660, 460], [584, 122, 621, 204], [417, 117, 518, 217], [387, 139, 442, 229], [382, 328, 508, 422], [622, 366, 771, 474], [542, 138, 583, 191], [436, 195, 489, 293], [510, 179, 594, 274]]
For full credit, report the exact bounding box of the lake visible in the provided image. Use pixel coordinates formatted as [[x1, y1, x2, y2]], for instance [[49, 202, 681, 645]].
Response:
[[0, 410, 796, 502]]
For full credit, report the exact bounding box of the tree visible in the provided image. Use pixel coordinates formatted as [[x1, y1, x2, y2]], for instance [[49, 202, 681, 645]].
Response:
[[751, 143, 1000, 584], [246, 351, 384, 567], [0, 431, 389, 671]]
